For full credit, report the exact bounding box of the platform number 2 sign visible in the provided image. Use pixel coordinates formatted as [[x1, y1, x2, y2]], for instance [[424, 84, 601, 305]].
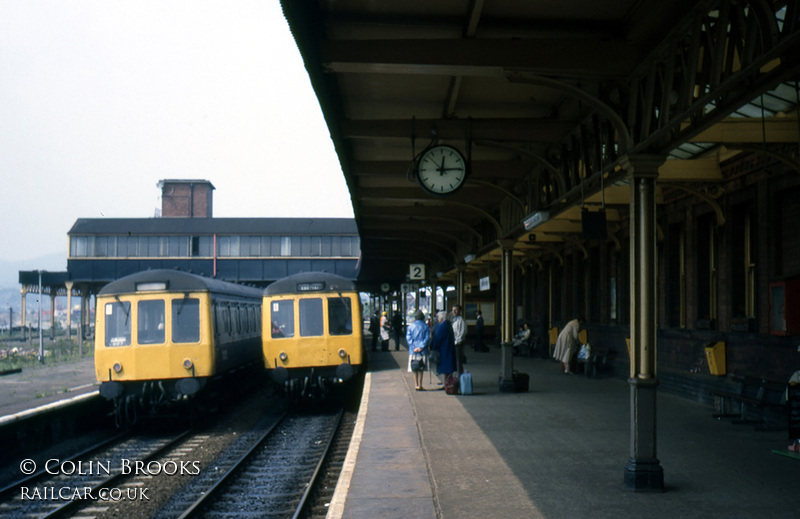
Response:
[[409, 263, 425, 281]]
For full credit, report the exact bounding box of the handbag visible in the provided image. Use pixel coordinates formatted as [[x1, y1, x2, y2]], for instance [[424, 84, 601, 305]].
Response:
[[577, 343, 591, 360], [429, 349, 441, 364], [410, 353, 425, 372], [444, 373, 460, 395]]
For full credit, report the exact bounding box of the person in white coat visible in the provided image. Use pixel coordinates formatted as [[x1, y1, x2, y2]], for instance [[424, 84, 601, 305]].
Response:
[[553, 316, 584, 374]]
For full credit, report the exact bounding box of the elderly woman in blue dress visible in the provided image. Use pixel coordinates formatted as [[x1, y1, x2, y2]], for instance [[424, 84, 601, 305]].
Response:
[[406, 309, 430, 391], [431, 310, 456, 385]]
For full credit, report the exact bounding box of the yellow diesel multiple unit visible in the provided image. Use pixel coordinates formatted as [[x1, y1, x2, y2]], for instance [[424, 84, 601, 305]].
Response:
[[95, 269, 263, 416], [262, 271, 363, 399]]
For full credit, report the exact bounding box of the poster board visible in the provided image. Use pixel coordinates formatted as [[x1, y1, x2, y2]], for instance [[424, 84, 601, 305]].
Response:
[[465, 301, 495, 325]]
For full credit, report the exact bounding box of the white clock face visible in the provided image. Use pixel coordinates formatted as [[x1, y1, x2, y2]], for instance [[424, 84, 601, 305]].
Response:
[[417, 145, 467, 195]]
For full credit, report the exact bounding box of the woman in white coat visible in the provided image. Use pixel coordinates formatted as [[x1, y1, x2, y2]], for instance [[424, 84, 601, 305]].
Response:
[[553, 316, 584, 374]]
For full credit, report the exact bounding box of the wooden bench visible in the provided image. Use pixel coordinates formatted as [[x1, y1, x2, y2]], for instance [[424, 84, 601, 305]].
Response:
[[712, 375, 788, 430]]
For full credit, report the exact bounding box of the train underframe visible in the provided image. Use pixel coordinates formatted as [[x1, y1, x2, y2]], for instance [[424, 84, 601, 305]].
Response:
[[100, 377, 208, 426], [269, 363, 359, 401]]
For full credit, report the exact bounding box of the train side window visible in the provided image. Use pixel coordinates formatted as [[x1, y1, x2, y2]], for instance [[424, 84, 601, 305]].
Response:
[[299, 298, 323, 337], [328, 297, 352, 335], [138, 300, 165, 345], [105, 301, 131, 347], [270, 300, 294, 338], [172, 298, 200, 343], [222, 305, 231, 336], [234, 306, 242, 335]]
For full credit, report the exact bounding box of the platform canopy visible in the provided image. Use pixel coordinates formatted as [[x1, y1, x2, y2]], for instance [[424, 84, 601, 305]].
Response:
[[281, 0, 800, 291]]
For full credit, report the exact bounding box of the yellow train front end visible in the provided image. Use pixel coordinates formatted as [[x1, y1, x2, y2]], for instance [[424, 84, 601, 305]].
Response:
[[262, 272, 363, 399], [94, 270, 263, 424], [95, 289, 215, 401]]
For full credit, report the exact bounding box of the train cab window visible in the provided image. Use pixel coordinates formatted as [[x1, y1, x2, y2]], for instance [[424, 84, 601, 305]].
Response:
[[172, 298, 200, 343], [271, 300, 294, 338], [104, 301, 131, 347], [328, 297, 352, 335], [138, 300, 165, 344], [299, 298, 323, 337]]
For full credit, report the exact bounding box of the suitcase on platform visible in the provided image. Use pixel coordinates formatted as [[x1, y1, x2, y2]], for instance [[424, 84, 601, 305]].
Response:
[[459, 371, 473, 395], [513, 371, 529, 393]]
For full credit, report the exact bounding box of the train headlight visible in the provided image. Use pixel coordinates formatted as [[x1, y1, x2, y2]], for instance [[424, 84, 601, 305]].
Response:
[[113, 363, 123, 373], [279, 352, 288, 361], [183, 358, 193, 370], [338, 349, 347, 358]]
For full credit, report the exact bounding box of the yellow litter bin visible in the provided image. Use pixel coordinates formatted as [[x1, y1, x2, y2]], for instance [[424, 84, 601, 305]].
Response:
[[705, 341, 726, 376], [548, 327, 559, 357]]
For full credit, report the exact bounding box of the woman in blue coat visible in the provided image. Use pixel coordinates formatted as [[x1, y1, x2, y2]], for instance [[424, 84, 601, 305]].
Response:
[[406, 310, 430, 390], [431, 310, 456, 383]]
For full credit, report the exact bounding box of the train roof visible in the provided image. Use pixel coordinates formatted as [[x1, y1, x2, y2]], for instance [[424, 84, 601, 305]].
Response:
[[68, 217, 357, 236], [264, 271, 357, 296], [98, 269, 263, 299]]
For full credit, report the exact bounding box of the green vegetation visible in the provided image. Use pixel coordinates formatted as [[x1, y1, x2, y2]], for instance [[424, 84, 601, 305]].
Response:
[[0, 337, 94, 372]]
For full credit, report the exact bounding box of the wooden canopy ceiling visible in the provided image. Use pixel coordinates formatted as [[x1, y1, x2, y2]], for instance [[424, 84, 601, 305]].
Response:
[[282, 0, 800, 291]]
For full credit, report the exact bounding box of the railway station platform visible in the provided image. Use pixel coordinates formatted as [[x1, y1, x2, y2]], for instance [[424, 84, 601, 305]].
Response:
[[329, 344, 800, 519], [0, 356, 98, 422]]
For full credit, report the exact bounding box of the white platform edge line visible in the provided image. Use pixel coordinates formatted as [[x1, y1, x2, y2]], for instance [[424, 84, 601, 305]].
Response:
[[326, 371, 371, 519], [0, 390, 100, 426]]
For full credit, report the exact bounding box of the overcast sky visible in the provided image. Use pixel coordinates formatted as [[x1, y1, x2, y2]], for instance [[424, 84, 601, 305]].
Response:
[[0, 1, 354, 264]]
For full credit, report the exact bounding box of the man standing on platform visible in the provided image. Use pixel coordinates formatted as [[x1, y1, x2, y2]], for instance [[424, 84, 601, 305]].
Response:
[[451, 304, 466, 374], [369, 311, 379, 352]]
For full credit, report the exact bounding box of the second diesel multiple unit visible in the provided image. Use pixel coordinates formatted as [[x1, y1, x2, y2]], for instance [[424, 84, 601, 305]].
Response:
[[262, 271, 364, 399], [95, 269, 263, 421]]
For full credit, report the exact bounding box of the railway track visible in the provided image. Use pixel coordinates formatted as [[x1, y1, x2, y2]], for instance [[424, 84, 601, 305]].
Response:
[[0, 427, 191, 519], [0, 381, 359, 518], [160, 408, 345, 518]]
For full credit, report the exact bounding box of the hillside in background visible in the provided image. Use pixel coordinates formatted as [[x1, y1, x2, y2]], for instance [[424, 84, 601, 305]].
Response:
[[0, 253, 70, 329], [0, 253, 67, 289]]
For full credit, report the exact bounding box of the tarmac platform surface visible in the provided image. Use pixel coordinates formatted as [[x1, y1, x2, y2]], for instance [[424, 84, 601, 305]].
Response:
[[330, 346, 800, 519], [2, 347, 798, 518], [0, 356, 97, 420]]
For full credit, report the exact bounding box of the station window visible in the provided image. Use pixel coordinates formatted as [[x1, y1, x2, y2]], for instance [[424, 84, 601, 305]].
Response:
[[172, 297, 200, 343], [70, 236, 89, 257], [95, 237, 109, 257], [731, 206, 757, 322], [147, 237, 160, 257], [666, 223, 686, 328], [218, 236, 240, 257], [310, 236, 322, 256], [696, 214, 717, 327], [138, 300, 165, 345], [104, 301, 131, 347], [241, 236, 260, 257], [270, 299, 294, 338], [320, 236, 332, 256], [117, 236, 136, 257], [299, 298, 323, 337], [301, 236, 312, 256], [280, 237, 291, 256], [261, 236, 273, 256], [328, 297, 352, 335]]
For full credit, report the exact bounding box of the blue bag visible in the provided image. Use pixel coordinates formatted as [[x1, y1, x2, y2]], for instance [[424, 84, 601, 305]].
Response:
[[459, 371, 473, 395]]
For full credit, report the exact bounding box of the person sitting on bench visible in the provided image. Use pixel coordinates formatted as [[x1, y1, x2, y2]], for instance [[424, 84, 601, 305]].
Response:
[[512, 323, 531, 355]]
